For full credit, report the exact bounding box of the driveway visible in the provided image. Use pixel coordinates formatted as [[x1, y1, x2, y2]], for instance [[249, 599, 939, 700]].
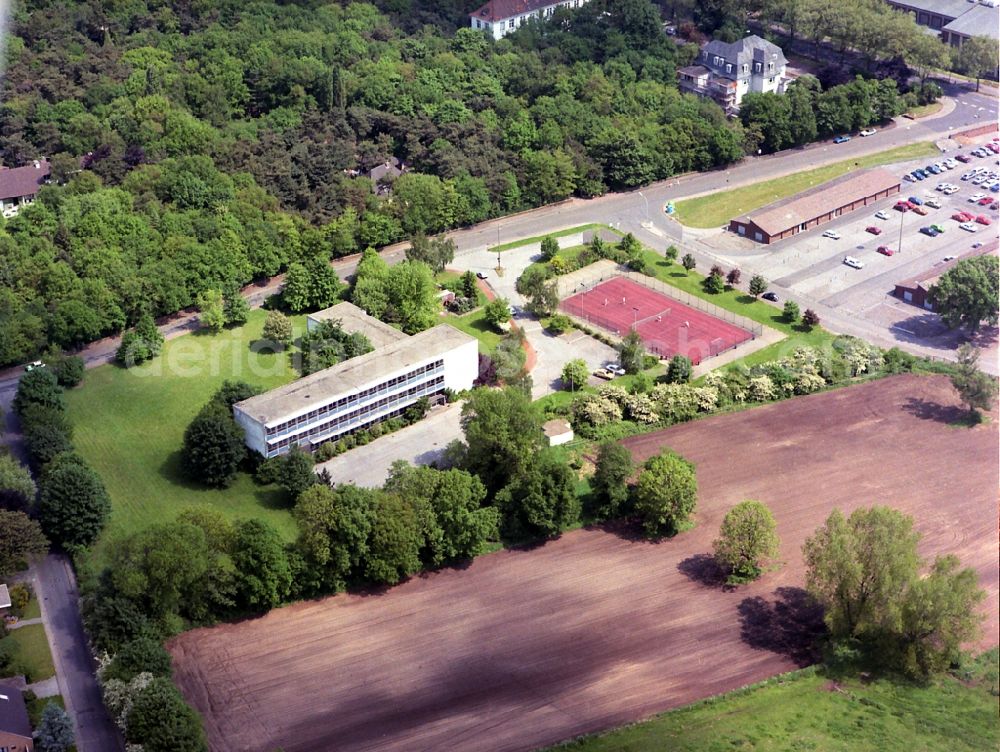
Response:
[[314, 403, 464, 488]]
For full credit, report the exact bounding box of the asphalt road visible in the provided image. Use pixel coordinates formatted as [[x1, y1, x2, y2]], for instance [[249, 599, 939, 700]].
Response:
[[34, 555, 125, 752]]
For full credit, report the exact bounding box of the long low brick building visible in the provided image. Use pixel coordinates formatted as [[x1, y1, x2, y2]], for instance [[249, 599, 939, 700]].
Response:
[[893, 242, 998, 310], [729, 168, 901, 244]]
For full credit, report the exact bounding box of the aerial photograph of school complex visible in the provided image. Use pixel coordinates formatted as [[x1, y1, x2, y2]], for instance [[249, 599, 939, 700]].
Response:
[[0, 0, 997, 750]]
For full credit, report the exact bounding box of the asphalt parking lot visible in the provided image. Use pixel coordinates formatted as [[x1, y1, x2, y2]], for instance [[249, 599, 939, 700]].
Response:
[[744, 148, 999, 310]]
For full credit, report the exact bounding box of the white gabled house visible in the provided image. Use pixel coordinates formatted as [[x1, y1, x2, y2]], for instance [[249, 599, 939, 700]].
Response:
[[469, 0, 591, 40]]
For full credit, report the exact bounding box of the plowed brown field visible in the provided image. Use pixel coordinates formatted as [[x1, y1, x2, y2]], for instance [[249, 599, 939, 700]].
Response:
[[169, 374, 998, 752]]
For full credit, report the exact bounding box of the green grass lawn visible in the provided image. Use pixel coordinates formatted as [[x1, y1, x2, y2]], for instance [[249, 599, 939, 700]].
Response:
[[550, 658, 1000, 752], [446, 308, 505, 354], [22, 594, 41, 621], [0, 624, 55, 683], [66, 309, 306, 565], [673, 142, 938, 228], [491, 224, 614, 252]]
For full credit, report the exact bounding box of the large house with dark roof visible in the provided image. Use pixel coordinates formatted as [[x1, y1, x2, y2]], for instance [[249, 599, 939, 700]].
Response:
[[0, 683, 34, 752], [0, 160, 50, 219], [469, 0, 590, 39], [678, 35, 789, 115]]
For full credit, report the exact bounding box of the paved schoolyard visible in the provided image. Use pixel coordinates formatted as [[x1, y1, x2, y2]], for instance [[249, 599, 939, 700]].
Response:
[[313, 403, 464, 487], [449, 235, 617, 398]]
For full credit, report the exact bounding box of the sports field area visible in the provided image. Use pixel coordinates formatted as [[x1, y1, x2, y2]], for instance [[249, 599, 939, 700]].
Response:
[[560, 276, 754, 364], [169, 374, 998, 752]]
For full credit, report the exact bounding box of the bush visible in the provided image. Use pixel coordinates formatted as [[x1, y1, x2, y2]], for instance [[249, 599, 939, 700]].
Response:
[[713, 500, 780, 584], [665, 355, 692, 384], [782, 300, 800, 323], [44, 352, 85, 387], [591, 442, 634, 519], [105, 636, 174, 682], [126, 678, 207, 752], [546, 314, 573, 334]]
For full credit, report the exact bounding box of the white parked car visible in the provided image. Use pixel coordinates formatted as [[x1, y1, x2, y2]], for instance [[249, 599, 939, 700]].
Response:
[[925, 198, 941, 209], [903, 173, 916, 182], [860, 128, 877, 137], [959, 222, 977, 232], [961, 171, 976, 180], [875, 210, 890, 220], [943, 185, 960, 195], [943, 158, 958, 169], [822, 230, 841, 239], [843, 256, 864, 269], [935, 183, 947, 191], [943, 255, 957, 261], [969, 193, 987, 202]]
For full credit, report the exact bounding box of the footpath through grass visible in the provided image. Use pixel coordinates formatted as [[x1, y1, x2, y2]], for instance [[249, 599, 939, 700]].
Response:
[[550, 655, 1000, 752], [674, 142, 938, 228], [0, 624, 55, 683], [66, 309, 306, 565]]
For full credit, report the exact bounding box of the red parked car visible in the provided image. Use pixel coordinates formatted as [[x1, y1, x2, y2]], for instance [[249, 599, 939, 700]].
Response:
[[975, 215, 992, 225], [953, 212, 974, 222], [978, 196, 994, 205], [865, 225, 883, 235], [876, 245, 895, 256], [894, 200, 911, 211], [956, 154, 972, 163]]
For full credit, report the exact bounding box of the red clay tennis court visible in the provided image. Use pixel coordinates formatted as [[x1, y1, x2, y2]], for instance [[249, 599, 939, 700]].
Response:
[[561, 277, 753, 364]]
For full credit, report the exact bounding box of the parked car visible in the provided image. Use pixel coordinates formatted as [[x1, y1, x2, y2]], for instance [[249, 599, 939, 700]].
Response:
[[821, 230, 841, 239], [968, 193, 987, 202], [894, 201, 910, 212], [594, 368, 614, 380], [987, 143, 1000, 154], [843, 256, 864, 269], [859, 128, 876, 137], [919, 226, 939, 237], [875, 210, 890, 220], [476, 271, 488, 280], [876, 245, 895, 256], [975, 215, 991, 225], [943, 254, 957, 261], [943, 185, 960, 195], [914, 169, 928, 180], [912, 206, 928, 215], [927, 164, 942, 174], [931, 224, 945, 234], [865, 225, 883, 235], [24, 360, 44, 372], [833, 135, 851, 143], [907, 196, 923, 205], [953, 211, 974, 222], [977, 196, 993, 205], [959, 222, 977, 232], [606, 363, 627, 376], [762, 292, 779, 302], [961, 171, 976, 181], [943, 158, 958, 169], [924, 198, 941, 209], [992, 202, 999, 210], [956, 154, 972, 163], [903, 173, 916, 182]]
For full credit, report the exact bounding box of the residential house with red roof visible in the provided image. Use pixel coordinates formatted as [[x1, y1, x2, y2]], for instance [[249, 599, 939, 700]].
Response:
[[0, 160, 50, 219], [469, 0, 590, 39]]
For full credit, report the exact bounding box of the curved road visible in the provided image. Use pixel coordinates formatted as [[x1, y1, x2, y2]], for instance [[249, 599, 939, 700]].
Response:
[[0, 83, 995, 752]]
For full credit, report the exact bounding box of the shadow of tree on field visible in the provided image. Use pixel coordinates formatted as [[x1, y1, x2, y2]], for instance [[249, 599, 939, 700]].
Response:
[[677, 553, 729, 589], [590, 517, 662, 543], [902, 396, 967, 425], [737, 587, 826, 667]]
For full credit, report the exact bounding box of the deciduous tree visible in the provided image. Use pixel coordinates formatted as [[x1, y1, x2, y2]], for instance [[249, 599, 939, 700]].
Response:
[[618, 329, 645, 374], [591, 442, 634, 520], [461, 387, 544, 493], [126, 678, 207, 752], [561, 358, 589, 390], [181, 404, 247, 487], [749, 274, 768, 299], [0, 455, 36, 511], [232, 518, 292, 610], [930, 255, 999, 333], [483, 297, 512, 329], [633, 449, 697, 537], [261, 310, 293, 348], [38, 453, 111, 548], [713, 500, 780, 583], [0, 509, 49, 577], [950, 344, 998, 419]]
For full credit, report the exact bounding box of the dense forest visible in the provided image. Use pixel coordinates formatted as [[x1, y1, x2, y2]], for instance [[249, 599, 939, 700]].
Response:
[[0, 0, 963, 366]]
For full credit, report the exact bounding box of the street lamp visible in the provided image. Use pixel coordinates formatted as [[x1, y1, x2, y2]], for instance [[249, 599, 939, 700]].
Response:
[[638, 191, 650, 223], [898, 205, 904, 255], [633, 306, 640, 328]]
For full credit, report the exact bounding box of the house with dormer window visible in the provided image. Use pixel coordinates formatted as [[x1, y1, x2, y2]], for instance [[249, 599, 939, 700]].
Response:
[[677, 35, 789, 116]]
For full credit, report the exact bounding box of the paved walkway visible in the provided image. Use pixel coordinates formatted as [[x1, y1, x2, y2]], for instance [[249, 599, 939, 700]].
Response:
[[27, 676, 61, 698], [5, 617, 42, 630]]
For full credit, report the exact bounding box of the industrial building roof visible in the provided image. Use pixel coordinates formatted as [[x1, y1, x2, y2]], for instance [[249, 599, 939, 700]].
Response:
[[234, 324, 476, 425], [736, 168, 901, 236], [894, 242, 997, 293], [942, 4, 1000, 39], [306, 302, 409, 350]]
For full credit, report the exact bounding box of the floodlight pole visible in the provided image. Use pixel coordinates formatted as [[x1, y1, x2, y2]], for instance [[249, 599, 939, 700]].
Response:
[[898, 207, 904, 255]]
